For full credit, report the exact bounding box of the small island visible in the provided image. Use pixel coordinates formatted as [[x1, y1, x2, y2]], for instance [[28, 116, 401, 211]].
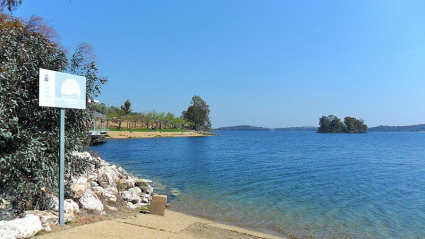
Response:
[[215, 125, 270, 131], [318, 115, 368, 133]]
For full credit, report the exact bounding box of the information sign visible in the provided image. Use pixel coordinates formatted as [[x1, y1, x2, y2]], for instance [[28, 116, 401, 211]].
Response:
[[38, 69, 86, 226], [39, 68, 86, 109]]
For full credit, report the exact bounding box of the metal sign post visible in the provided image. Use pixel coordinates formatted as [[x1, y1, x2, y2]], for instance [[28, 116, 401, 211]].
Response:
[[59, 108, 65, 225], [39, 69, 86, 225]]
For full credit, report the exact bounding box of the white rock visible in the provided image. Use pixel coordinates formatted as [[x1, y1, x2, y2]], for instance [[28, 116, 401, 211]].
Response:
[[73, 176, 88, 184], [104, 186, 118, 195], [87, 172, 98, 182], [79, 190, 104, 213], [103, 191, 117, 203], [142, 194, 151, 203], [65, 199, 80, 215], [123, 177, 136, 189], [0, 214, 42, 239], [120, 190, 141, 204], [25, 210, 58, 232], [72, 151, 91, 158], [126, 202, 137, 209], [97, 167, 119, 188], [129, 187, 142, 196], [117, 167, 128, 178], [90, 181, 99, 188], [92, 186, 105, 196], [70, 182, 90, 199], [91, 186, 117, 203]]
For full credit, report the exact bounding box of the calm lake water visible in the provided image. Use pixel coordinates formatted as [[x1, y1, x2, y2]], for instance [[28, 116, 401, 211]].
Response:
[[91, 131, 425, 238]]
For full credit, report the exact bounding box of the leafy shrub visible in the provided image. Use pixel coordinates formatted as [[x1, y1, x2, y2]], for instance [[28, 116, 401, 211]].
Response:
[[0, 13, 107, 213]]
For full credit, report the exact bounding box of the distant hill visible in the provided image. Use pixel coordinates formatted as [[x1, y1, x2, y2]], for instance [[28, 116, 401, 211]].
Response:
[[274, 126, 317, 131], [215, 125, 270, 131], [369, 124, 425, 132]]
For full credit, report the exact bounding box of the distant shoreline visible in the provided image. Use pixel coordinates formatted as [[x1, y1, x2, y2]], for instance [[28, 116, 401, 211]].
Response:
[[106, 130, 212, 139]]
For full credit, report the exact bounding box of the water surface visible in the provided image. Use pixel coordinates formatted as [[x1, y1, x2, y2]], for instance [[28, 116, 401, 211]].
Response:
[[92, 131, 425, 238]]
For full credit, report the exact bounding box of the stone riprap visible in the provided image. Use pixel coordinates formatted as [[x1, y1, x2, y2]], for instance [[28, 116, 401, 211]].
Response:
[[0, 152, 154, 239], [0, 214, 42, 239]]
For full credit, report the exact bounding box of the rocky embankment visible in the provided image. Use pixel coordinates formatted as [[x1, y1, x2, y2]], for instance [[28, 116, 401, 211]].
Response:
[[0, 152, 154, 239]]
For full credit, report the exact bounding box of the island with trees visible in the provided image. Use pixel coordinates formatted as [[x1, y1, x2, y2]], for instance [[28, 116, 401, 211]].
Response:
[[318, 115, 368, 133], [215, 125, 270, 131], [368, 124, 425, 132]]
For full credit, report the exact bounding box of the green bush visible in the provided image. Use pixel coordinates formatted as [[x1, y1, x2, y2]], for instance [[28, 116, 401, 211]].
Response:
[[0, 13, 107, 213]]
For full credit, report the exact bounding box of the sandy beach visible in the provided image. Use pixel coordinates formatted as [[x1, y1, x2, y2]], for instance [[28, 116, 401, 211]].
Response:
[[38, 209, 283, 239], [106, 131, 210, 139]]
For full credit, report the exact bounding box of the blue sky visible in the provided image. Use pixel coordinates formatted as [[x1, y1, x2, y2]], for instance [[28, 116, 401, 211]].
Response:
[[13, 0, 425, 127]]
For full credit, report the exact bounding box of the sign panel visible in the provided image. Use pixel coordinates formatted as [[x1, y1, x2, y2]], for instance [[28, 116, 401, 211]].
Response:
[[39, 69, 86, 109]]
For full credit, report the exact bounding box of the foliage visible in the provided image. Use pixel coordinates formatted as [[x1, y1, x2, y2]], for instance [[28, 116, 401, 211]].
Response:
[[0, 14, 107, 213], [318, 115, 367, 133], [0, 0, 22, 12], [121, 99, 131, 115], [89, 102, 108, 114], [108, 128, 189, 133], [96, 104, 191, 130], [368, 124, 425, 132], [182, 95, 211, 132]]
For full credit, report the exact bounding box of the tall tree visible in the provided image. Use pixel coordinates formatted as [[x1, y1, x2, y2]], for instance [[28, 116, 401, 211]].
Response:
[[344, 117, 356, 132], [330, 115, 344, 132], [182, 95, 211, 132], [165, 112, 176, 128], [318, 116, 331, 133], [146, 110, 157, 129], [121, 99, 132, 115], [157, 112, 166, 130], [120, 99, 131, 128], [354, 118, 368, 133], [0, 14, 107, 211]]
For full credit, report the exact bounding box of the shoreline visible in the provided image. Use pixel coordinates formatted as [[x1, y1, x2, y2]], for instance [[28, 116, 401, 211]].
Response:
[[167, 207, 286, 239], [39, 209, 283, 239], [106, 130, 211, 139], [28, 151, 283, 239]]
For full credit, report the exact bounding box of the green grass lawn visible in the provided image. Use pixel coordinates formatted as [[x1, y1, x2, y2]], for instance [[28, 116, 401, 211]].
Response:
[[108, 128, 190, 133]]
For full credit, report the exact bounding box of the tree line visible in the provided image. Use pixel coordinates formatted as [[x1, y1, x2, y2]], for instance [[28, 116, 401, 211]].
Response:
[[318, 115, 368, 133], [369, 124, 425, 132], [90, 95, 211, 132]]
